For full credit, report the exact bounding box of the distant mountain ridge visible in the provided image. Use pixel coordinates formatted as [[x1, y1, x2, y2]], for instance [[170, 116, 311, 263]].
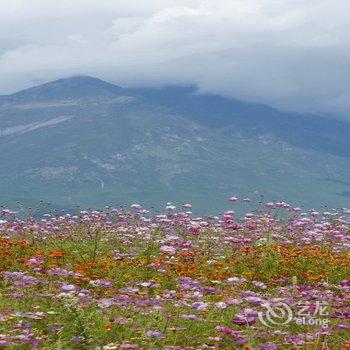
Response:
[[127, 85, 350, 158], [2, 76, 124, 101], [0, 76, 349, 213]]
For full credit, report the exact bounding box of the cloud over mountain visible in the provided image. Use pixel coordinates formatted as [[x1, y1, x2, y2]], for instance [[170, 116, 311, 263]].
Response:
[[1, 0, 350, 118]]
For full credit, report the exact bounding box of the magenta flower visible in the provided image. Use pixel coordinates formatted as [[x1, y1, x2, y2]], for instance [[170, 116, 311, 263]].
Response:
[[340, 279, 350, 287]]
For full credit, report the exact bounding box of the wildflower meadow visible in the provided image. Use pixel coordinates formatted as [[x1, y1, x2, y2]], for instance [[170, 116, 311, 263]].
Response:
[[0, 199, 349, 349]]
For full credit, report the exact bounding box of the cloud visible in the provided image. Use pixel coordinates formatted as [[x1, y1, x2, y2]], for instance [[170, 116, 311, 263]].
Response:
[[0, 0, 350, 118]]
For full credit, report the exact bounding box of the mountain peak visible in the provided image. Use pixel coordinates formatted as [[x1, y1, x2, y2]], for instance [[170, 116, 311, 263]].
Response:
[[9, 75, 124, 101]]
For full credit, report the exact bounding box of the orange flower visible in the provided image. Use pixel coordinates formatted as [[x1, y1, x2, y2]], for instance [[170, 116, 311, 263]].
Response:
[[241, 344, 253, 350], [19, 240, 29, 247], [49, 251, 64, 258], [103, 323, 112, 330]]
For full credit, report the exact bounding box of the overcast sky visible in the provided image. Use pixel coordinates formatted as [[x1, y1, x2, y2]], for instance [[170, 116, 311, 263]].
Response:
[[1, 0, 350, 118]]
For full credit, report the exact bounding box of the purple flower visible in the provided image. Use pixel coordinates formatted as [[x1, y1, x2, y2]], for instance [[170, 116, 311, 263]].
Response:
[[252, 281, 267, 289], [216, 326, 248, 345], [0, 340, 11, 347], [160, 245, 176, 255], [48, 268, 78, 277], [71, 336, 85, 343], [113, 316, 129, 325], [191, 302, 208, 311], [97, 298, 115, 308], [227, 277, 245, 284], [245, 296, 262, 305], [330, 312, 350, 319], [232, 308, 258, 326], [119, 287, 139, 294], [338, 323, 350, 329], [90, 279, 112, 288], [27, 257, 44, 265], [146, 330, 165, 339], [15, 275, 38, 287], [260, 343, 278, 350], [182, 314, 202, 321], [60, 284, 76, 293]]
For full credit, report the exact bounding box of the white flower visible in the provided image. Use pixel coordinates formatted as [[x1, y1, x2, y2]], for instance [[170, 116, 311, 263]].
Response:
[[215, 302, 227, 310]]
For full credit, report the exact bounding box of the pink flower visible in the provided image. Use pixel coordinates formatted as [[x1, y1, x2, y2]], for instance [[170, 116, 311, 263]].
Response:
[[160, 245, 176, 255]]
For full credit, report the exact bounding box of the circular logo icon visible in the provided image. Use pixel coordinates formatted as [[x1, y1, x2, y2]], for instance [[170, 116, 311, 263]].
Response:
[[258, 302, 293, 328]]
